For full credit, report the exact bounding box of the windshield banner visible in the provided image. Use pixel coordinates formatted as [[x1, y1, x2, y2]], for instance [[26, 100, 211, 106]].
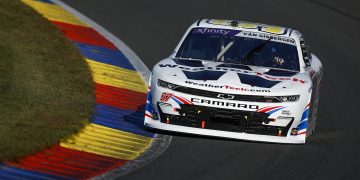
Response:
[[192, 28, 295, 45]]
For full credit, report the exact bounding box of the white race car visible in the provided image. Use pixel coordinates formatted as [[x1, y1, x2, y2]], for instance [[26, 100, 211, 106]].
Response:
[[144, 19, 322, 144]]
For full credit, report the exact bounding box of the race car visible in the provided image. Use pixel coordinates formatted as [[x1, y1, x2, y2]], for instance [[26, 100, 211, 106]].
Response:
[[144, 19, 322, 144]]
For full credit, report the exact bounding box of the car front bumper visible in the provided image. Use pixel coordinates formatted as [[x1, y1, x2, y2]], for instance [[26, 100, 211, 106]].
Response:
[[145, 119, 306, 144]]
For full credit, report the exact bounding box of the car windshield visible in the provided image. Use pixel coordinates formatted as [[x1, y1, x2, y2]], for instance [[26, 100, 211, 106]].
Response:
[[175, 28, 300, 71]]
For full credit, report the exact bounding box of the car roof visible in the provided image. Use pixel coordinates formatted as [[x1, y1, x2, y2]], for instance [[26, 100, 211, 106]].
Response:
[[194, 19, 303, 40]]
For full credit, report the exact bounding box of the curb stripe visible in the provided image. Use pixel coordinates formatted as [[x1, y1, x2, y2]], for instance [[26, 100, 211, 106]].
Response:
[[95, 83, 147, 111], [7, 146, 127, 179], [51, 20, 117, 49], [92, 104, 154, 138], [59, 124, 152, 160], [75, 42, 136, 70], [0, 164, 63, 180], [87, 59, 147, 93], [23, 0, 89, 27]]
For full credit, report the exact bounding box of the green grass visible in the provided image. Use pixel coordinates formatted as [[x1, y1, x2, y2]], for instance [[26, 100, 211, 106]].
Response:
[[0, 0, 95, 161]]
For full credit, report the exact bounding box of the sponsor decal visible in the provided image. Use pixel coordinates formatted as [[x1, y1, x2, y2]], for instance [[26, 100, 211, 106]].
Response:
[[159, 93, 193, 105], [281, 110, 292, 116], [225, 85, 271, 92], [191, 98, 259, 110], [160, 93, 172, 102], [238, 31, 296, 45], [185, 81, 271, 92], [192, 27, 240, 36]]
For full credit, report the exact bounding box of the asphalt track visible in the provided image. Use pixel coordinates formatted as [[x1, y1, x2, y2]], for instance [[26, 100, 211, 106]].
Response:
[[62, 0, 360, 179]]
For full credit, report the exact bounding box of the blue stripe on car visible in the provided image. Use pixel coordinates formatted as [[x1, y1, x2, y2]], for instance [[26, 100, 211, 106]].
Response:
[[237, 73, 280, 88], [182, 70, 226, 80]]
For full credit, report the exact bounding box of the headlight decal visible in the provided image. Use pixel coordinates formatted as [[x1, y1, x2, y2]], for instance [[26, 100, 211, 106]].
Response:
[[275, 95, 300, 102], [157, 79, 178, 89]]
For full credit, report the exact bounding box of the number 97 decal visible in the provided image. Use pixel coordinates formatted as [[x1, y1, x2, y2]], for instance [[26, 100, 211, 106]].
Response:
[[160, 93, 172, 102]]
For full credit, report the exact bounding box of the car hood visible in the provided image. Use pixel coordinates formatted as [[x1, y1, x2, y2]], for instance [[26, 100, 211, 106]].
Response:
[[152, 58, 311, 95]]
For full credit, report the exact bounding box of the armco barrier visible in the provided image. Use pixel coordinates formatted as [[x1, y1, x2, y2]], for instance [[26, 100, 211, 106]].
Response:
[[0, 0, 171, 179]]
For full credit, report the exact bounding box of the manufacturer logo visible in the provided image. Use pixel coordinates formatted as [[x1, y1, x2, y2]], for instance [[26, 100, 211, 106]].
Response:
[[217, 93, 235, 100]]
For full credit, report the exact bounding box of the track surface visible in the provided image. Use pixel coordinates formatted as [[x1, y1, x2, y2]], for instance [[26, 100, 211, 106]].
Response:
[[63, 0, 360, 179]]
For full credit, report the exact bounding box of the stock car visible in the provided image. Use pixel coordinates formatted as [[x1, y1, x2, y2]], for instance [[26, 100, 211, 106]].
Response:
[[144, 19, 322, 144]]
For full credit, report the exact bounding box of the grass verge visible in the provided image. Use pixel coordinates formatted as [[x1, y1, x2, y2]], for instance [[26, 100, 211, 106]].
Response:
[[0, 0, 94, 161]]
